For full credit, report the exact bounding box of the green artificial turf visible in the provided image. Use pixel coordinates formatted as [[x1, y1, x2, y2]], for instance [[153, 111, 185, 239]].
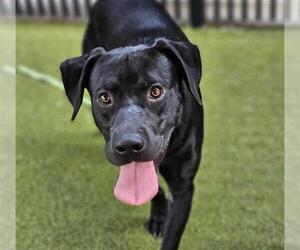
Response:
[[16, 22, 284, 250]]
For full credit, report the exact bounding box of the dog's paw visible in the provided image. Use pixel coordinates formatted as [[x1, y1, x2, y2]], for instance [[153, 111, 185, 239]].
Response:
[[145, 216, 166, 238]]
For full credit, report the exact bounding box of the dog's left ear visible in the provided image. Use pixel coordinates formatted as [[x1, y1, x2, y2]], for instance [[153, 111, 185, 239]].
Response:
[[154, 38, 202, 105], [60, 47, 106, 120]]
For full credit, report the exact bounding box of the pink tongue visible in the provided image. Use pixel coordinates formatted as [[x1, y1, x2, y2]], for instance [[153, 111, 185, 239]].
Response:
[[114, 161, 158, 206]]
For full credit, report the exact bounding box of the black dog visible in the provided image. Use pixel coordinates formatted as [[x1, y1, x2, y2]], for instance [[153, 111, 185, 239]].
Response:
[[60, 0, 203, 249]]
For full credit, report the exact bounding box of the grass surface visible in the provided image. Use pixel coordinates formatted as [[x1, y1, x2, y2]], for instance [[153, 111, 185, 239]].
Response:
[[16, 22, 284, 250]]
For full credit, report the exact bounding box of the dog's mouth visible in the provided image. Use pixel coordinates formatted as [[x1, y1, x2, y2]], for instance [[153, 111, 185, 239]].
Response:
[[113, 148, 167, 206]]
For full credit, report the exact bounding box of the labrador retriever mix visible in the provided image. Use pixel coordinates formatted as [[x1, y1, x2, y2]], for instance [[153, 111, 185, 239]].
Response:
[[60, 0, 204, 249]]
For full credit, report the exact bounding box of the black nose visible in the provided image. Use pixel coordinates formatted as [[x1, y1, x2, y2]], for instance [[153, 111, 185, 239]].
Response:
[[114, 134, 145, 156]]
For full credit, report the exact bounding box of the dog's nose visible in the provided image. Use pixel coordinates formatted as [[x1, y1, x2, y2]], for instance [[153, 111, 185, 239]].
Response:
[[114, 134, 145, 156]]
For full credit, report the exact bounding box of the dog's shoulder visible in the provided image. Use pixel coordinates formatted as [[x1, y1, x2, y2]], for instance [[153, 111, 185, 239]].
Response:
[[88, 0, 188, 49]]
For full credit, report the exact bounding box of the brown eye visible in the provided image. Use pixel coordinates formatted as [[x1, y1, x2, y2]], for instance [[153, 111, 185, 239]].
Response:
[[150, 86, 164, 99], [98, 92, 112, 105]]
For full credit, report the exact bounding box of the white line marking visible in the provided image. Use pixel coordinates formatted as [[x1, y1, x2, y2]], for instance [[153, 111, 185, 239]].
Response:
[[1, 64, 91, 107]]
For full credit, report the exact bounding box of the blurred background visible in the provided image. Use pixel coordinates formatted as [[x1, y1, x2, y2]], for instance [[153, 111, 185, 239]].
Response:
[[2, 0, 299, 26], [0, 0, 291, 249]]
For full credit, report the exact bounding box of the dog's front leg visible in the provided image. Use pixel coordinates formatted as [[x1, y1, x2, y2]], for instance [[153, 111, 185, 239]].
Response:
[[161, 184, 194, 250], [146, 186, 169, 237]]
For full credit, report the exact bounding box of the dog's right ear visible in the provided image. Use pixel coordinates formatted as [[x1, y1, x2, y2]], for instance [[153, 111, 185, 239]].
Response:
[[60, 47, 106, 120], [153, 38, 202, 105]]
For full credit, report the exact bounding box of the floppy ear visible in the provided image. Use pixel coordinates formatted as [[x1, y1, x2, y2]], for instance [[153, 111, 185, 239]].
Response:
[[154, 38, 202, 105], [59, 47, 106, 120]]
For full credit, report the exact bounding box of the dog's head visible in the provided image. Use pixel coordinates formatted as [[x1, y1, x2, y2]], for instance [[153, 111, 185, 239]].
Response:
[[60, 38, 202, 167]]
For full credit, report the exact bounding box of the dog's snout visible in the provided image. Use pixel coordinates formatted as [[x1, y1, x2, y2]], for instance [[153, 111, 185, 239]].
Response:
[[114, 134, 145, 156]]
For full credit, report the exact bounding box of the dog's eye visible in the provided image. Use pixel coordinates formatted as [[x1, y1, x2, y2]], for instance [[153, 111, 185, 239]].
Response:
[[98, 92, 112, 105], [150, 86, 164, 99]]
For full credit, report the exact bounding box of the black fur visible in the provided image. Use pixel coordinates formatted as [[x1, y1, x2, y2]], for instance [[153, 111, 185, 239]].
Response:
[[60, 1, 204, 249]]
